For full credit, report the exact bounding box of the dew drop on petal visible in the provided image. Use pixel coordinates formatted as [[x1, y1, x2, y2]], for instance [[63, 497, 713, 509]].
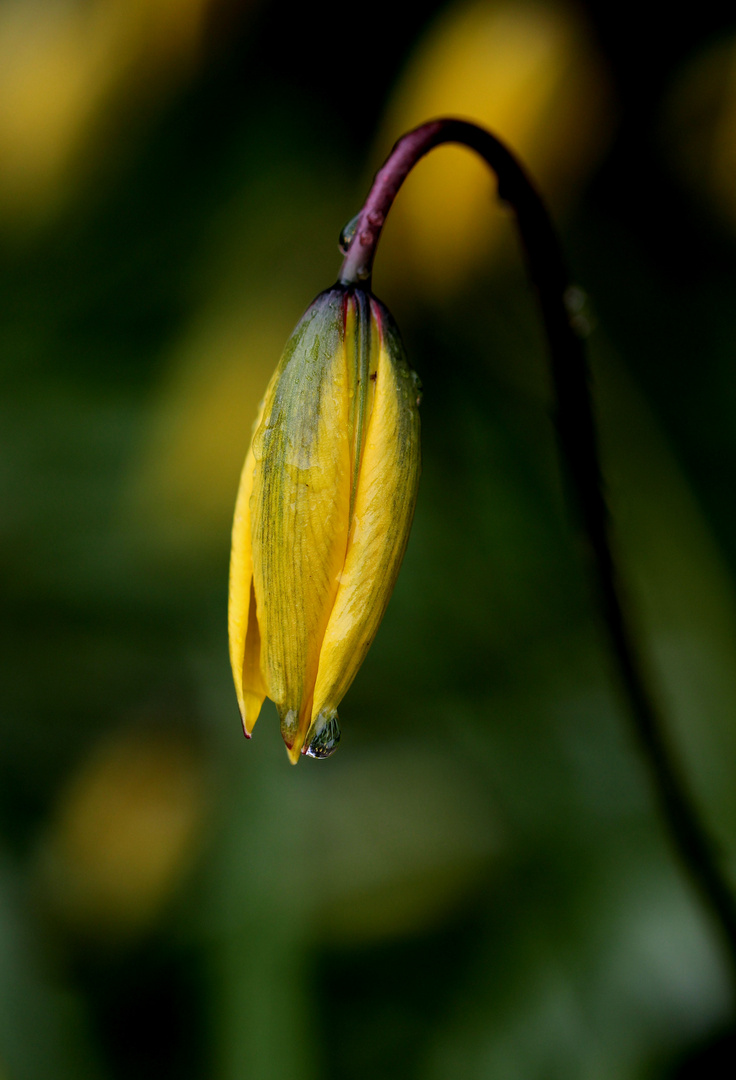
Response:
[[304, 713, 341, 759]]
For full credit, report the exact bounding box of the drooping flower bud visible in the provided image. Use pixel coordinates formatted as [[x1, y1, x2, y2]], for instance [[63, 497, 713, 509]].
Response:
[[228, 284, 421, 762]]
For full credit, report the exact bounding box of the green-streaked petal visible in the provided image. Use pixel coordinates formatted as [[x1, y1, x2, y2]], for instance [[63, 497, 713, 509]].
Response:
[[344, 289, 378, 517], [251, 290, 353, 758], [228, 408, 268, 734], [309, 298, 421, 733]]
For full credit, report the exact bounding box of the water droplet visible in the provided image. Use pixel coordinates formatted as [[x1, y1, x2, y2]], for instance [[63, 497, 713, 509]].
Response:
[[570, 313, 593, 337], [564, 285, 586, 315], [304, 713, 341, 759], [339, 214, 361, 255], [563, 286, 595, 338]]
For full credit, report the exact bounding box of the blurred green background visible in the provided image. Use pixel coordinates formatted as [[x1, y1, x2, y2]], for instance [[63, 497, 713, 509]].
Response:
[[3, 1, 736, 1077]]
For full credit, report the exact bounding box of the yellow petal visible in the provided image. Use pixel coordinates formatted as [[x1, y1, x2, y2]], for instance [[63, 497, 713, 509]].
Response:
[[251, 290, 353, 756], [344, 289, 379, 515], [309, 299, 421, 735], [241, 578, 268, 735], [228, 405, 267, 734]]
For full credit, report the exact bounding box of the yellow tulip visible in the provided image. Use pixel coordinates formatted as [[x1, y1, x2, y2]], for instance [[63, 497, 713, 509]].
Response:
[[229, 285, 421, 762]]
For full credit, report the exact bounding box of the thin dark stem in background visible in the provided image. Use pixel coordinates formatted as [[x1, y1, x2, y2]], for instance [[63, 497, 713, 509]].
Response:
[[340, 117, 736, 996]]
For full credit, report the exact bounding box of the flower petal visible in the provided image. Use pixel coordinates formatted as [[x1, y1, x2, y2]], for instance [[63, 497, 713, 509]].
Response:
[[241, 579, 268, 735], [251, 290, 353, 756], [228, 420, 267, 734], [309, 299, 421, 733]]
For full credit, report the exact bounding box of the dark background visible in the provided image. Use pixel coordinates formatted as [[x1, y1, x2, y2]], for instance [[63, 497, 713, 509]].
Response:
[[2, 1, 736, 1077]]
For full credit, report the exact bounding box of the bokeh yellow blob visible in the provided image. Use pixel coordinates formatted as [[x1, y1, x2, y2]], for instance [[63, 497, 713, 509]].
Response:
[[37, 727, 207, 939], [375, 0, 611, 297], [126, 296, 295, 563], [0, 0, 236, 217], [664, 34, 736, 232]]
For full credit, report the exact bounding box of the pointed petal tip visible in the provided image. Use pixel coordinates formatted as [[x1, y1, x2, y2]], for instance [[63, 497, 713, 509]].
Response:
[[285, 741, 302, 765], [280, 707, 311, 764], [237, 712, 252, 739], [241, 691, 266, 740]]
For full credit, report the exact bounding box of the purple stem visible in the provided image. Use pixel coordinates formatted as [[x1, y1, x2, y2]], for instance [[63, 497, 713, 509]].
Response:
[[341, 118, 736, 996]]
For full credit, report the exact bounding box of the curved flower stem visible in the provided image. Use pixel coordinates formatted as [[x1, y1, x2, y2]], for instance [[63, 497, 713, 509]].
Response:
[[341, 118, 736, 993]]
